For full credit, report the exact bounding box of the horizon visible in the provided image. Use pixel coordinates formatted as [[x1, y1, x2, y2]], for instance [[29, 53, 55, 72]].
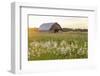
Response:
[[28, 27, 88, 30], [29, 15, 88, 29]]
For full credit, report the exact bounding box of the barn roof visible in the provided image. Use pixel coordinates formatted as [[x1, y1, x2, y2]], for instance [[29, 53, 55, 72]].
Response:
[[39, 22, 57, 31]]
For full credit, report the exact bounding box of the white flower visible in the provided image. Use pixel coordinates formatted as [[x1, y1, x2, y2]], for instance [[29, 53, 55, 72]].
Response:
[[60, 47, 67, 55], [77, 48, 85, 55], [65, 46, 71, 51], [53, 42, 57, 48], [42, 41, 51, 48], [60, 40, 66, 46], [84, 42, 87, 47], [71, 43, 75, 48]]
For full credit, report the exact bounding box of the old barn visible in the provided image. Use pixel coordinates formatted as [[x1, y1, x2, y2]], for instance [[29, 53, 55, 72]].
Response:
[[39, 22, 63, 33]]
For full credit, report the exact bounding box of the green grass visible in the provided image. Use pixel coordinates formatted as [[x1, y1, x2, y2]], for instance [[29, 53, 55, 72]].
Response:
[[28, 30, 88, 61]]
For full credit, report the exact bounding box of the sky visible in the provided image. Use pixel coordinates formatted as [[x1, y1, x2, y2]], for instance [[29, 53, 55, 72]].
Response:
[[29, 15, 88, 29]]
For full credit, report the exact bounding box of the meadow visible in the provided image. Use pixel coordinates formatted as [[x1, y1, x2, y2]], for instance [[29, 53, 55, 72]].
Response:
[[28, 29, 88, 61]]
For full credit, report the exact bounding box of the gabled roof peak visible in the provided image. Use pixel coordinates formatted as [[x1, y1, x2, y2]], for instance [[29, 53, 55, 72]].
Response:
[[39, 22, 58, 31]]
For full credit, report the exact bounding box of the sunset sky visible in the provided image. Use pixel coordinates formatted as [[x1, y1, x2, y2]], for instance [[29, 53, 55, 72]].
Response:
[[29, 15, 88, 29]]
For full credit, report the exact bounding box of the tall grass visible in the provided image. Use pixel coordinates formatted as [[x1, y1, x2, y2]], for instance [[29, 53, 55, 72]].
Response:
[[28, 31, 88, 60]]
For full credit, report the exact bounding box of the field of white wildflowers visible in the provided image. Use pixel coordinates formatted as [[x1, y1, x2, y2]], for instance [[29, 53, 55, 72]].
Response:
[[28, 31, 88, 60]]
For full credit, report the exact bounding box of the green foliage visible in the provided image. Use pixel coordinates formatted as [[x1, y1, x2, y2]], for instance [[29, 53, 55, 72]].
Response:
[[28, 32, 88, 61]]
